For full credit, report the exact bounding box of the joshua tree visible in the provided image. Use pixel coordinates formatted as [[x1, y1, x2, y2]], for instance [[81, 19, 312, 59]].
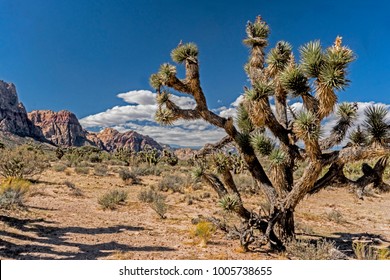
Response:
[[150, 16, 390, 250]]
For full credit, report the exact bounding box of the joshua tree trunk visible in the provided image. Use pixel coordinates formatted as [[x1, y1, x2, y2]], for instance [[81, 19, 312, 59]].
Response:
[[150, 16, 390, 250]]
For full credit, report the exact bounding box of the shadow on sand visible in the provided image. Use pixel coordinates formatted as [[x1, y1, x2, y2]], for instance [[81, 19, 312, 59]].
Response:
[[0, 215, 175, 260]]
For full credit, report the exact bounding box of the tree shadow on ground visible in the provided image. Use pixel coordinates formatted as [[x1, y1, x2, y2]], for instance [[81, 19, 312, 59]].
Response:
[[0, 215, 175, 260]]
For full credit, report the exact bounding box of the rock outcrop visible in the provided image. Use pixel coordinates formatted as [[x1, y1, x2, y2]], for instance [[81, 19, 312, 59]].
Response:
[[0, 80, 43, 139], [28, 110, 162, 151], [87, 128, 163, 152], [174, 148, 196, 160], [28, 110, 91, 147], [0, 79, 163, 151]]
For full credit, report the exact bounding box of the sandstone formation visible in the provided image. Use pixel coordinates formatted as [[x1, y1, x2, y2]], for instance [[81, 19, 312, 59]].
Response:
[[28, 110, 90, 147], [174, 147, 196, 160], [1, 79, 163, 152], [87, 128, 162, 152], [0, 80, 43, 139], [28, 110, 162, 151]]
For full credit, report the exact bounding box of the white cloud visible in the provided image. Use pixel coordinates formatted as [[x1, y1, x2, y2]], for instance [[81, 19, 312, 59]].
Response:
[[117, 90, 155, 105], [80, 89, 226, 147], [80, 89, 390, 148]]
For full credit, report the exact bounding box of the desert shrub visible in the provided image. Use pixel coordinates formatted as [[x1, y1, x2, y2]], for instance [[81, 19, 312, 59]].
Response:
[[106, 159, 128, 166], [326, 209, 344, 224], [150, 194, 168, 219], [64, 180, 83, 197], [352, 241, 390, 260], [88, 153, 102, 163], [74, 166, 89, 175], [119, 169, 140, 185], [190, 221, 216, 247], [0, 145, 50, 179], [138, 188, 157, 203], [285, 239, 346, 260], [295, 222, 315, 235], [138, 188, 167, 218], [0, 178, 30, 209], [53, 164, 67, 172], [233, 173, 256, 194], [157, 175, 184, 193], [62, 146, 106, 166], [132, 164, 163, 176], [98, 189, 128, 210], [94, 164, 108, 177]]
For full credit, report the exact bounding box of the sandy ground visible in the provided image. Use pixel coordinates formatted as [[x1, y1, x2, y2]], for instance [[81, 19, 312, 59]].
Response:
[[0, 166, 389, 260]]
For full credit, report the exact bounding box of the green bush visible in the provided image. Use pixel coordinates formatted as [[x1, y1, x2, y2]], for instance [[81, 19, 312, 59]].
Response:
[[53, 164, 67, 172], [119, 169, 140, 185], [94, 164, 108, 176], [158, 175, 184, 193], [74, 166, 89, 175], [138, 188, 167, 219], [0, 145, 50, 179], [98, 189, 128, 210]]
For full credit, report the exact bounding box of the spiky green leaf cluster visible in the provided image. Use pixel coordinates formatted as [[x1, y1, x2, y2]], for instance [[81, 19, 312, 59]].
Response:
[[191, 166, 204, 181], [293, 111, 320, 141], [245, 81, 274, 101], [250, 132, 274, 156], [318, 39, 355, 91], [349, 126, 368, 146], [236, 104, 253, 134], [336, 102, 358, 121], [363, 105, 389, 144], [149, 74, 162, 90], [269, 149, 286, 166], [280, 66, 310, 96], [155, 107, 176, 126], [171, 43, 198, 64], [156, 91, 171, 105], [218, 194, 241, 213], [318, 64, 348, 91], [266, 41, 292, 74], [300, 40, 324, 78], [243, 18, 270, 47], [211, 153, 232, 174], [158, 63, 177, 84]]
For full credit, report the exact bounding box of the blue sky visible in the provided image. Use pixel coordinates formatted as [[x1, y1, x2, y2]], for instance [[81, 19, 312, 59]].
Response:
[[0, 0, 389, 146]]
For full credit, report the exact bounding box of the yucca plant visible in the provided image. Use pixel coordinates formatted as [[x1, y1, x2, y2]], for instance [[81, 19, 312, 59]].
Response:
[[150, 16, 390, 252]]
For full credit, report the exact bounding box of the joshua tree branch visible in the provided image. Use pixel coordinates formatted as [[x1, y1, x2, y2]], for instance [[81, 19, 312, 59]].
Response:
[[197, 135, 233, 157]]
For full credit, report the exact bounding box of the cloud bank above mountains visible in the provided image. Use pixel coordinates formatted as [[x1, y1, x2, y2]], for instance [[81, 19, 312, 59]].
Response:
[[79, 90, 390, 148]]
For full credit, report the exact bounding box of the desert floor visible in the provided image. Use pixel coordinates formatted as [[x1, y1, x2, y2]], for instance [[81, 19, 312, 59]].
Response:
[[1, 166, 389, 260]]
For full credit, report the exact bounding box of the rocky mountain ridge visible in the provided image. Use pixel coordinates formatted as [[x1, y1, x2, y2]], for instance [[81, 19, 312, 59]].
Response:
[[0, 80, 162, 152]]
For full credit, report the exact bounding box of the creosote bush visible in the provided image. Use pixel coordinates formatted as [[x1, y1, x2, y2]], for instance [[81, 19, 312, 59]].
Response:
[[138, 188, 168, 219], [98, 189, 128, 210], [94, 164, 108, 177], [119, 169, 140, 185], [0, 145, 50, 179], [285, 239, 346, 260], [157, 175, 184, 193], [53, 164, 67, 172], [74, 166, 89, 175]]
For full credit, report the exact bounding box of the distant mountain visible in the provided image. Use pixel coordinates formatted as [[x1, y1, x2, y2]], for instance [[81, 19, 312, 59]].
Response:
[[0, 80, 44, 140], [28, 110, 91, 147], [87, 128, 162, 152], [0, 79, 163, 152]]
